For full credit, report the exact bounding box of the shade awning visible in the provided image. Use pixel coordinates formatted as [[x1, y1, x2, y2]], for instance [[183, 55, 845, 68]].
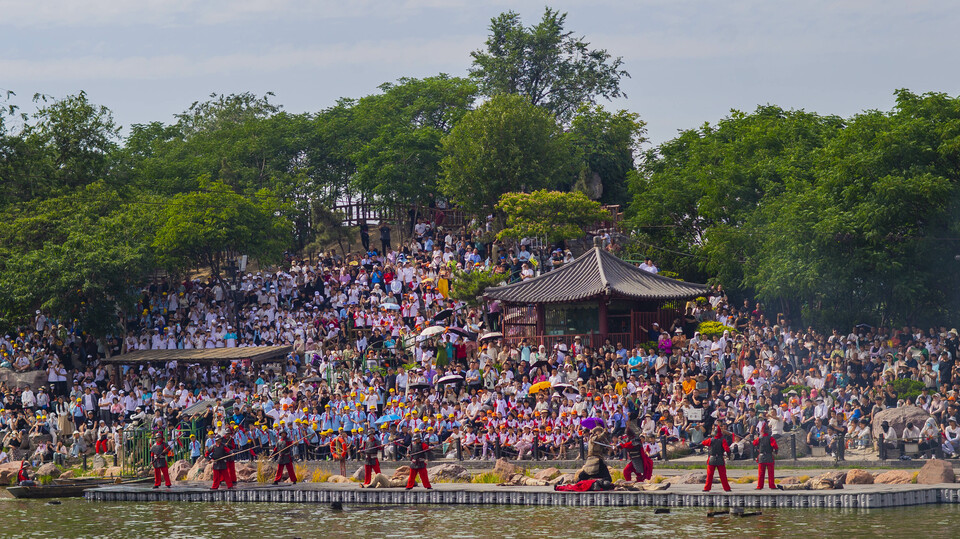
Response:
[[100, 345, 293, 365]]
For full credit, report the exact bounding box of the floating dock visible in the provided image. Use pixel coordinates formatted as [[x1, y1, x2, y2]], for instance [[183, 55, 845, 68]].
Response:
[[84, 482, 960, 509]]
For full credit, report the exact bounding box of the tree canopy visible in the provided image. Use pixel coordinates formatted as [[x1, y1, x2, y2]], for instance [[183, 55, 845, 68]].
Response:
[[496, 190, 611, 244], [470, 7, 629, 123]]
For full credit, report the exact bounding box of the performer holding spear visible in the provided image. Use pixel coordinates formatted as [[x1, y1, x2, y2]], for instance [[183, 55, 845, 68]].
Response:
[[272, 430, 297, 485], [753, 424, 778, 490], [405, 432, 433, 490]]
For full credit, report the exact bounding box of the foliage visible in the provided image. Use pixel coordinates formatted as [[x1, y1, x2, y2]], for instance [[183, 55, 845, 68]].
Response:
[[471, 471, 502, 483], [439, 94, 578, 214], [470, 8, 629, 123], [447, 268, 507, 307], [569, 105, 646, 205], [697, 321, 737, 339], [630, 91, 960, 328], [0, 182, 156, 338], [887, 379, 925, 401], [783, 384, 812, 395], [152, 180, 291, 279], [496, 190, 611, 243]]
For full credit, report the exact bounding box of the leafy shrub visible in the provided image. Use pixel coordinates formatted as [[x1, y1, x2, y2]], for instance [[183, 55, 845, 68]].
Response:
[[697, 321, 736, 339], [783, 384, 811, 395], [888, 379, 925, 401]]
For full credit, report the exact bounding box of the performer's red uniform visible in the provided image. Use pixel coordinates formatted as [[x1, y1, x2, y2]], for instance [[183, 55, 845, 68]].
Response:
[[273, 434, 297, 484], [206, 441, 234, 490], [619, 430, 653, 482], [703, 427, 731, 492], [405, 439, 432, 489], [752, 426, 779, 490], [150, 441, 172, 488], [362, 435, 381, 485]]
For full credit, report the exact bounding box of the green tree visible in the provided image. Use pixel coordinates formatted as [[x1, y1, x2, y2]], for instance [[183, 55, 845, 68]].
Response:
[[439, 94, 578, 214], [0, 182, 155, 338], [350, 75, 477, 212], [448, 267, 507, 307], [496, 190, 611, 244], [569, 105, 646, 205], [152, 181, 292, 281], [470, 8, 629, 123]]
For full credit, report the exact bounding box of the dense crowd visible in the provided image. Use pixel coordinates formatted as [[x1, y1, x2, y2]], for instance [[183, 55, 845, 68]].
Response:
[[3, 217, 960, 472]]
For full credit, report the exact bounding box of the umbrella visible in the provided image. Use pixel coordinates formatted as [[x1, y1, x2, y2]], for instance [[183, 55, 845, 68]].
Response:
[[407, 382, 431, 391], [433, 308, 454, 322], [528, 381, 551, 394], [580, 417, 605, 430], [302, 376, 322, 383], [446, 327, 479, 341], [436, 374, 464, 386], [375, 414, 401, 425], [529, 360, 551, 371], [553, 383, 578, 395], [420, 326, 446, 338], [421, 277, 435, 283], [381, 303, 401, 311], [478, 332, 502, 343]]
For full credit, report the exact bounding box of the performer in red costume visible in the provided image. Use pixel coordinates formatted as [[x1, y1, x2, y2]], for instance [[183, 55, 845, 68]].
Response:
[[361, 431, 381, 486], [752, 424, 779, 490], [703, 426, 731, 492], [619, 427, 653, 482], [405, 433, 432, 490]]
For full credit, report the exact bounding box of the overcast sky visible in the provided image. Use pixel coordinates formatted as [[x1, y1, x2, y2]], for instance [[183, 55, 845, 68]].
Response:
[[2, 0, 958, 144]]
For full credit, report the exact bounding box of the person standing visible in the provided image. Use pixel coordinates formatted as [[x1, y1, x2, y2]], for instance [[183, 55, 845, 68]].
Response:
[[206, 436, 234, 490], [703, 426, 731, 492], [379, 221, 392, 255], [362, 431, 381, 486], [619, 427, 653, 482], [188, 434, 203, 464], [150, 434, 173, 489], [273, 431, 297, 485], [224, 425, 238, 485], [405, 433, 432, 490], [752, 424, 778, 490], [330, 428, 348, 476]]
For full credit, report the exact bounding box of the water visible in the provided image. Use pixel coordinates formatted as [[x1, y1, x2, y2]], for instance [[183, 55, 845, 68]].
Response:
[[2, 498, 959, 538]]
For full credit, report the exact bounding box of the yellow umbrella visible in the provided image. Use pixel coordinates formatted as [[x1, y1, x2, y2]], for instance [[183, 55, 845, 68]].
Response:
[[528, 381, 552, 394]]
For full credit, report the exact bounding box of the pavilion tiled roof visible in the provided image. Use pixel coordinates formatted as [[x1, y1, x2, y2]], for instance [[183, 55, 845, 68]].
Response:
[[484, 247, 708, 304]]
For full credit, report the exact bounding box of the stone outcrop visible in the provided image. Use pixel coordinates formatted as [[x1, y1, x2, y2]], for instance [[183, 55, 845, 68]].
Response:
[[186, 457, 209, 481], [872, 405, 931, 442], [845, 469, 874, 485], [327, 474, 351, 484], [427, 463, 471, 482], [235, 462, 258, 482], [493, 458, 521, 480], [35, 463, 61, 478], [168, 460, 192, 482], [916, 459, 956, 484], [672, 472, 706, 484], [534, 468, 561, 481], [0, 461, 24, 484], [874, 470, 914, 485]]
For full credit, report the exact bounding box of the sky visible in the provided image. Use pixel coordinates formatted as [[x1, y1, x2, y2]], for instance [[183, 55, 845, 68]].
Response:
[[2, 0, 958, 145]]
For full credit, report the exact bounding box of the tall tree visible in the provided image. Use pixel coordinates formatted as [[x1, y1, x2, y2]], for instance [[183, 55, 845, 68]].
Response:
[[470, 8, 629, 123], [569, 105, 646, 205], [439, 94, 578, 215]]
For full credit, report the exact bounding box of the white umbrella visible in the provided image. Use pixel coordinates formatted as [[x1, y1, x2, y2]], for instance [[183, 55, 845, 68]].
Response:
[[436, 374, 464, 386], [420, 326, 446, 338], [479, 331, 503, 342]]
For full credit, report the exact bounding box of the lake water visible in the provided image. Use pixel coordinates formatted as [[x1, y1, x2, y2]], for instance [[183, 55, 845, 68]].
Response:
[[1, 498, 958, 538]]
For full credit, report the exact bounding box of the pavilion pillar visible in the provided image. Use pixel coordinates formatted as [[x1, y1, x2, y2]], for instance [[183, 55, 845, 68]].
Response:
[[599, 297, 609, 343], [535, 304, 545, 339]]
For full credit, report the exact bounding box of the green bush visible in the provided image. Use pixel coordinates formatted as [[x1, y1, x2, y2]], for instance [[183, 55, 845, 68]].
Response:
[[783, 384, 811, 395], [888, 379, 925, 401], [697, 321, 736, 339]]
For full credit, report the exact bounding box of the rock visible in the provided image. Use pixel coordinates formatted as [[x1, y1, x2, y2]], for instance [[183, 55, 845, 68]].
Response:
[[534, 467, 561, 481], [873, 405, 932, 443], [874, 470, 914, 485], [88, 468, 106, 477], [186, 457, 208, 481], [59, 470, 75, 480], [327, 474, 351, 484], [673, 472, 707, 484], [428, 463, 471, 482], [493, 458, 522, 480], [917, 459, 956, 484], [391, 466, 410, 480], [845, 469, 874, 485], [778, 476, 802, 485], [814, 471, 846, 488], [235, 462, 258, 482], [351, 467, 365, 481], [92, 454, 106, 470], [642, 482, 670, 491], [35, 463, 61, 478], [0, 461, 25, 485], [168, 460, 192, 482], [199, 463, 214, 482], [774, 432, 809, 457], [103, 466, 123, 478]]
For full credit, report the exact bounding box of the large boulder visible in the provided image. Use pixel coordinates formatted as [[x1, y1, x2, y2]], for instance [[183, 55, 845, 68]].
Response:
[[327, 474, 351, 484], [534, 467, 561, 481], [672, 471, 707, 484], [774, 432, 810, 457], [391, 466, 410, 480], [103, 466, 123, 478], [351, 467, 365, 481], [872, 405, 931, 442], [235, 462, 258, 482], [169, 460, 192, 482], [779, 476, 803, 485], [874, 470, 914, 485], [35, 463, 61, 479], [493, 458, 521, 480], [187, 457, 209, 481], [845, 469, 874, 485], [59, 470, 76, 480], [428, 463, 471, 482], [92, 454, 107, 470], [917, 459, 956, 484], [0, 461, 24, 485]]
